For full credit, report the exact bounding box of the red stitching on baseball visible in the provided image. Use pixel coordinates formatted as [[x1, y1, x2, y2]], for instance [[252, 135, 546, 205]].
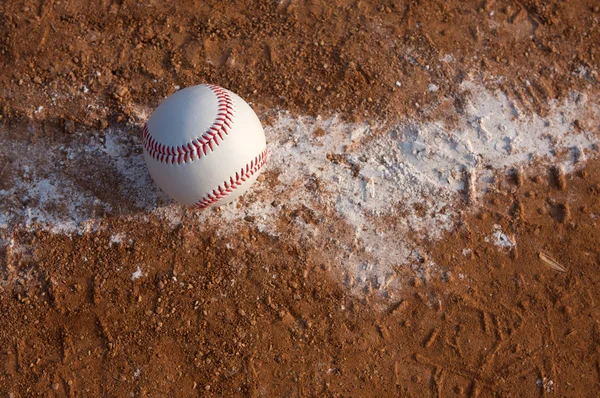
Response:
[[193, 148, 268, 209], [142, 85, 235, 165]]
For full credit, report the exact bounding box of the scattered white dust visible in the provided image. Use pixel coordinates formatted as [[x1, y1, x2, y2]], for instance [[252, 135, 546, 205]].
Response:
[[131, 267, 144, 281], [0, 80, 599, 294], [537, 377, 555, 393], [110, 232, 126, 245], [486, 226, 516, 249]]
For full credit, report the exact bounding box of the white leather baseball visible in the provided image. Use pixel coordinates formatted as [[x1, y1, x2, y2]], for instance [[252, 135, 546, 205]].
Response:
[[142, 84, 267, 208]]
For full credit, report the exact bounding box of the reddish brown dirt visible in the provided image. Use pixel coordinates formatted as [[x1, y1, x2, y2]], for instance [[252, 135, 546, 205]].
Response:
[[1, 1, 600, 397], [1, 159, 600, 396], [1, 160, 600, 397], [1, 0, 599, 130]]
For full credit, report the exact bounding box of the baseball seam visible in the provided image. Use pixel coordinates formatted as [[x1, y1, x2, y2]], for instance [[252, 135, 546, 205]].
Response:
[[194, 148, 268, 209], [142, 84, 234, 165]]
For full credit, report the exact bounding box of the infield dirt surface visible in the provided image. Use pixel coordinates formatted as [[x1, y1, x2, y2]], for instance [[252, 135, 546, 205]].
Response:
[[1, 1, 600, 396]]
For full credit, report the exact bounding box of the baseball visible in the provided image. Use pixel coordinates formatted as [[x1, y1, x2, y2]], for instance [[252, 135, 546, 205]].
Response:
[[142, 84, 267, 208]]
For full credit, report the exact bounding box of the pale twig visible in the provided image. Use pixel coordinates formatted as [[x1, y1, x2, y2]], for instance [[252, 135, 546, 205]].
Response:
[[538, 252, 566, 272]]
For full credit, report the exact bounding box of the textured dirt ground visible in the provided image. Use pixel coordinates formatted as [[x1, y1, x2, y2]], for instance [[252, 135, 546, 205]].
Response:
[[1, 0, 600, 397], [2, 159, 600, 397], [2, 0, 599, 128]]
